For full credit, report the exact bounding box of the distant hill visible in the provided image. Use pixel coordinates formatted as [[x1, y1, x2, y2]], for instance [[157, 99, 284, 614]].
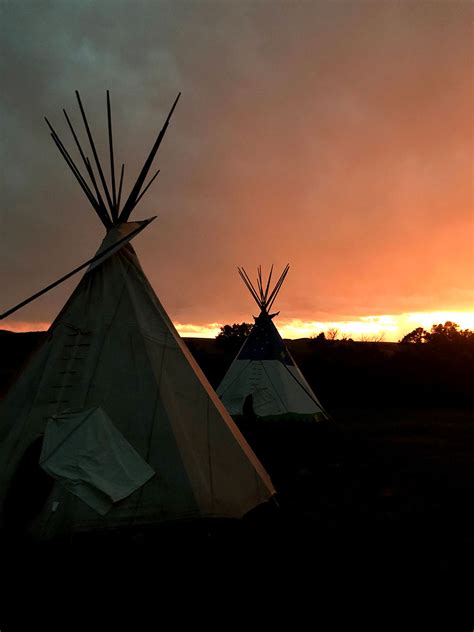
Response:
[[0, 330, 47, 398]]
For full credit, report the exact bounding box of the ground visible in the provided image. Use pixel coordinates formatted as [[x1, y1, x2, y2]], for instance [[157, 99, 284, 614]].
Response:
[[0, 332, 473, 627]]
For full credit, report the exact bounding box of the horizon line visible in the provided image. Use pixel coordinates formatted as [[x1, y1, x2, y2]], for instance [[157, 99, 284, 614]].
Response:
[[2, 310, 474, 342]]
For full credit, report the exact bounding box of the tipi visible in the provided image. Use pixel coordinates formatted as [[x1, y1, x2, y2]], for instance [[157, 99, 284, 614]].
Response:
[[217, 266, 328, 423], [0, 92, 274, 540]]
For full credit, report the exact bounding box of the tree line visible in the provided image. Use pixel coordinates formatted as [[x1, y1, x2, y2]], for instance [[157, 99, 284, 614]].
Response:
[[216, 320, 474, 346]]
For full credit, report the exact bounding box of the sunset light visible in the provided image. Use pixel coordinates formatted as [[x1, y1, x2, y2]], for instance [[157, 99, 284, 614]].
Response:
[[4, 311, 474, 342], [177, 311, 474, 342]]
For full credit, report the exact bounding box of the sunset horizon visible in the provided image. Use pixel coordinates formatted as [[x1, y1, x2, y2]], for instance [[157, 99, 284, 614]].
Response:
[[4, 309, 474, 342]]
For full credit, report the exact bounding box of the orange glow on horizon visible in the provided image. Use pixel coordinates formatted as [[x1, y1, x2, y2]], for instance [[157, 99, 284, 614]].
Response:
[[174, 323, 223, 338], [1, 321, 51, 333], [5, 313, 473, 342], [165, 312, 474, 341], [277, 312, 474, 341]]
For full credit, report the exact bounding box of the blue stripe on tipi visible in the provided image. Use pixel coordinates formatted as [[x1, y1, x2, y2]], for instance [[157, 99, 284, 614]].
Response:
[[237, 315, 294, 365]]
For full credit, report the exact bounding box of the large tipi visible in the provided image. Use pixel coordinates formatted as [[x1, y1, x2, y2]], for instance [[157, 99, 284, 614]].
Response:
[[0, 92, 274, 540], [217, 266, 328, 423]]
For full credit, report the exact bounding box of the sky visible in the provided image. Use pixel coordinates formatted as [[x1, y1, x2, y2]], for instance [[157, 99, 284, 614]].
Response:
[[1, 0, 472, 341]]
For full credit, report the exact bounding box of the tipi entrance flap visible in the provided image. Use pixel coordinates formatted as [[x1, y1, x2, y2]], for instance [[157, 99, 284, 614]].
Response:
[[39, 406, 155, 515]]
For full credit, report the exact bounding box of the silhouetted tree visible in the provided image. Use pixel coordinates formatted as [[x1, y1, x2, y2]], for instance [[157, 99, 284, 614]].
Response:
[[217, 322, 253, 340], [360, 332, 386, 343], [401, 322, 474, 345], [310, 331, 327, 348], [216, 322, 253, 350], [425, 321, 474, 345], [400, 327, 427, 344]]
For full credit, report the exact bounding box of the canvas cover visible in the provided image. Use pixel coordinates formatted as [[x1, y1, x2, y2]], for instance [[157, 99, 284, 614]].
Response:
[[0, 225, 274, 539], [40, 407, 155, 515], [87, 219, 155, 272], [218, 314, 327, 422]]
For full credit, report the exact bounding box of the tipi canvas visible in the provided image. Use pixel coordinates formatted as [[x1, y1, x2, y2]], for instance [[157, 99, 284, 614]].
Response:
[[0, 92, 274, 541], [217, 266, 328, 423]]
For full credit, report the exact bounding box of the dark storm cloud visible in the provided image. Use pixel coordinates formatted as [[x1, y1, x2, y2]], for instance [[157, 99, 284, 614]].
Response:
[[1, 0, 472, 329]]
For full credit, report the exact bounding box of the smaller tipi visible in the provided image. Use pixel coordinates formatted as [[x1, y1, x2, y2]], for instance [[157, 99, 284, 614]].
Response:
[[217, 266, 328, 423]]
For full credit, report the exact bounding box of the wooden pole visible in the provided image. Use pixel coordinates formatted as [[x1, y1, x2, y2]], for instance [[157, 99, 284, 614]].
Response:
[[119, 92, 181, 222], [1, 219, 155, 321], [106, 90, 118, 220], [45, 122, 112, 229], [75, 90, 115, 216], [135, 169, 160, 206], [263, 264, 274, 305], [116, 164, 125, 213], [238, 267, 262, 310], [267, 264, 289, 311], [62, 108, 110, 225]]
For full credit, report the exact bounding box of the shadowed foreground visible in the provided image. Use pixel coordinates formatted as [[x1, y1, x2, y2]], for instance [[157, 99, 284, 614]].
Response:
[[0, 332, 473, 628]]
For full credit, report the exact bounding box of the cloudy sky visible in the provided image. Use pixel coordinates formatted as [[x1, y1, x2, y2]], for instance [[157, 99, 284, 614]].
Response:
[[1, 0, 472, 340]]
